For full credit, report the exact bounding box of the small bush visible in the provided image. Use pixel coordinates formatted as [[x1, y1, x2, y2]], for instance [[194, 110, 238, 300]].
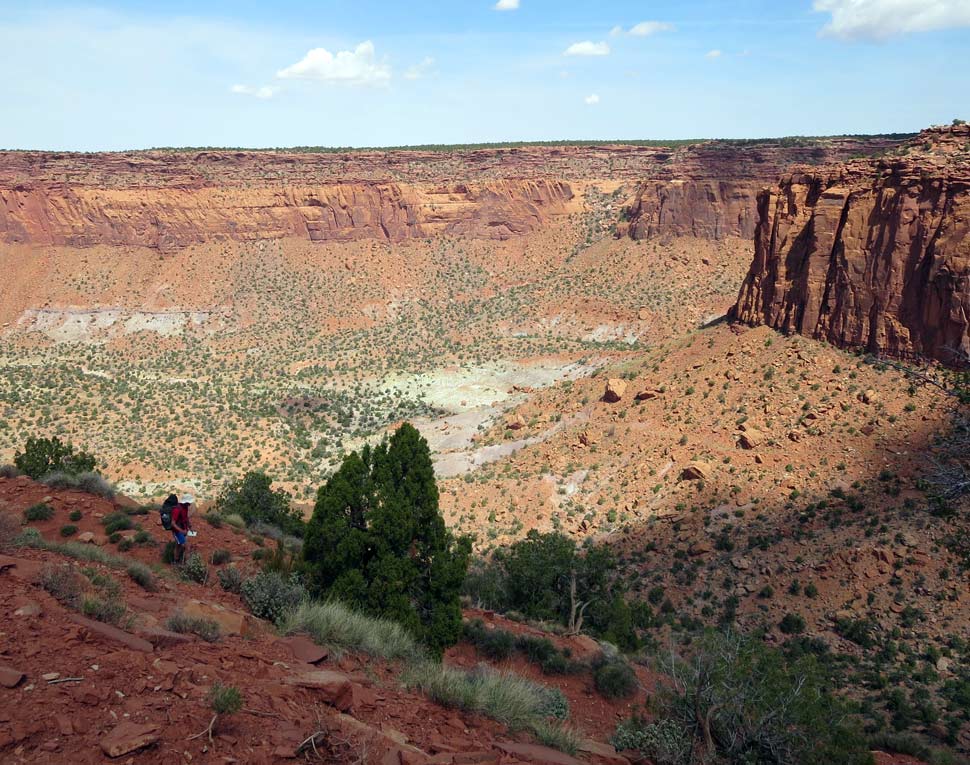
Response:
[[102, 512, 133, 535], [179, 553, 209, 584], [0, 511, 20, 548], [0, 464, 21, 478], [127, 562, 156, 591], [208, 682, 243, 715], [24, 503, 54, 522], [222, 513, 246, 529], [240, 571, 305, 623], [167, 612, 221, 642], [60, 524, 78, 537], [203, 513, 223, 529], [779, 613, 806, 635], [536, 686, 570, 720], [81, 595, 127, 626], [612, 718, 692, 765], [161, 541, 177, 564], [39, 563, 83, 607], [69, 510, 82, 522], [118, 538, 133, 552], [217, 566, 244, 594], [594, 658, 638, 699], [134, 530, 153, 545], [210, 548, 231, 565]]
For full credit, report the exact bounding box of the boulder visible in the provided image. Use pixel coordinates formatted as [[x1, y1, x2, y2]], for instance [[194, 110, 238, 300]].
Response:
[[505, 415, 526, 431], [679, 462, 710, 481], [181, 600, 257, 638], [634, 389, 659, 401], [67, 614, 153, 653], [0, 666, 25, 688], [603, 379, 627, 403], [284, 670, 355, 711], [282, 634, 329, 665], [861, 389, 880, 405], [99, 721, 160, 758], [737, 429, 764, 449]]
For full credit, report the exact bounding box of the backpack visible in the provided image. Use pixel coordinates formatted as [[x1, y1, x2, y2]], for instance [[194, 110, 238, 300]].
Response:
[[160, 494, 178, 531]]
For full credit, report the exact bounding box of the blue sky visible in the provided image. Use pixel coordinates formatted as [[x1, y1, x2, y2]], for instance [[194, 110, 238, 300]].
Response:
[[0, 0, 968, 150]]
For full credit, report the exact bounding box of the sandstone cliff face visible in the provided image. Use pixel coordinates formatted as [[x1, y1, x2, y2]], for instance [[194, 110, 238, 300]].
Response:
[[731, 125, 970, 364], [0, 136, 905, 250], [619, 137, 908, 241], [0, 180, 574, 250]]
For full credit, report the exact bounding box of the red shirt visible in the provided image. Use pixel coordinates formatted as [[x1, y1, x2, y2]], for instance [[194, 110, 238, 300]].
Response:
[[172, 503, 190, 531]]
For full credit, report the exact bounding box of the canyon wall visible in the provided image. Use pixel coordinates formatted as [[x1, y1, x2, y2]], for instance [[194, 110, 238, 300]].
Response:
[[0, 136, 907, 250], [731, 124, 970, 364]]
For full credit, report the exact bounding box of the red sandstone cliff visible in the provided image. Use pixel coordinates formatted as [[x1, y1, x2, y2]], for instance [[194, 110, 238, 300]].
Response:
[[0, 136, 904, 250], [731, 124, 970, 364]]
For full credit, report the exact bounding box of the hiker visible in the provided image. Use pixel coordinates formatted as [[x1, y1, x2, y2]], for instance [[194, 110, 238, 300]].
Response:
[[170, 494, 194, 565]]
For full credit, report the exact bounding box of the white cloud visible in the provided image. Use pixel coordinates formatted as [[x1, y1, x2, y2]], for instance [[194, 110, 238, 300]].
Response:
[[230, 84, 277, 99], [563, 41, 610, 56], [610, 25, 624, 37], [814, 0, 970, 40], [585, 93, 600, 105], [277, 41, 391, 85], [494, 0, 520, 9], [629, 21, 676, 36], [705, 49, 723, 58], [404, 57, 436, 80]]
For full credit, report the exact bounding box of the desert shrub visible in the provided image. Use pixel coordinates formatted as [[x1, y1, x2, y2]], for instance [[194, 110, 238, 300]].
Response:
[[515, 634, 557, 663], [0, 512, 21, 548], [463, 620, 516, 660], [217, 566, 244, 594], [532, 720, 581, 755], [39, 563, 83, 607], [68, 510, 82, 522], [612, 718, 692, 765], [161, 540, 177, 564], [536, 686, 570, 720], [118, 538, 133, 552], [240, 571, 305, 624], [43, 471, 115, 499], [0, 464, 21, 478], [280, 600, 422, 661], [303, 424, 471, 652], [134, 530, 153, 545], [779, 613, 806, 635], [167, 611, 221, 642], [101, 512, 133, 535], [210, 548, 231, 565], [461, 557, 508, 610], [216, 470, 303, 536], [658, 630, 872, 765], [14, 526, 43, 547], [203, 512, 223, 528], [209, 682, 243, 715], [60, 524, 78, 537], [836, 617, 878, 648], [14, 436, 97, 480], [594, 657, 638, 699], [24, 503, 54, 522], [82, 595, 127, 626], [127, 562, 156, 591], [222, 513, 246, 529], [403, 661, 563, 730], [108, 532, 122, 544], [179, 553, 209, 584]]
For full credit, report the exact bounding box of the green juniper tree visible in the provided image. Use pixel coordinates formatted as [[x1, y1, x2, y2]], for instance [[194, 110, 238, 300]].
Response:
[[302, 423, 471, 652]]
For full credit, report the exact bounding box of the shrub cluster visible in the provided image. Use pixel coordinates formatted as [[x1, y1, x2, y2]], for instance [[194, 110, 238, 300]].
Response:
[[240, 571, 305, 624]]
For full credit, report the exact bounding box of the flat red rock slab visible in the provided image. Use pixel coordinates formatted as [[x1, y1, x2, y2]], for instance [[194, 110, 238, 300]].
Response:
[[494, 742, 583, 765], [281, 634, 329, 664], [68, 613, 154, 653], [100, 721, 161, 758], [0, 665, 26, 688]]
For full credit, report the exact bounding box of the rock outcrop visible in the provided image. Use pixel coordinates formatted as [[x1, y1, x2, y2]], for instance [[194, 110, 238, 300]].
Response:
[[619, 135, 908, 241], [731, 124, 970, 364]]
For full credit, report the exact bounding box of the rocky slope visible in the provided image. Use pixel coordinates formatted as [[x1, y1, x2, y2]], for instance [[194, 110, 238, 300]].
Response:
[[731, 124, 970, 364], [0, 136, 905, 251]]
